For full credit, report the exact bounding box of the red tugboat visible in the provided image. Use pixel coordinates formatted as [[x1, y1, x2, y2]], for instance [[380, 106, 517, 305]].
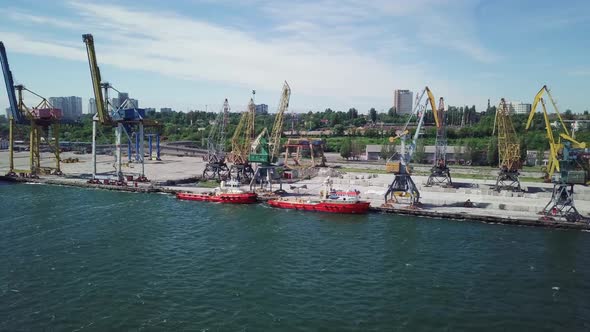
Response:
[[267, 177, 371, 214], [176, 179, 258, 204]]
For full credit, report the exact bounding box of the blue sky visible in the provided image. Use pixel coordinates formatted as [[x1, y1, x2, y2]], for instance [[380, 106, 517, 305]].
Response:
[[1, 0, 589, 114]]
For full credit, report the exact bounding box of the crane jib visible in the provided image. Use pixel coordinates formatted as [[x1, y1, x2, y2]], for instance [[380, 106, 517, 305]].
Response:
[[0, 42, 24, 124]]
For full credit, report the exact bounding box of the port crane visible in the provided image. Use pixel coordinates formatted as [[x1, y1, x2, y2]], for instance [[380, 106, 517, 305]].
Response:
[[248, 81, 291, 190], [525, 85, 588, 222], [384, 86, 439, 206], [202, 98, 230, 180], [82, 34, 158, 183], [426, 97, 452, 187], [226, 99, 256, 182], [1, 42, 64, 177], [493, 98, 522, 191]]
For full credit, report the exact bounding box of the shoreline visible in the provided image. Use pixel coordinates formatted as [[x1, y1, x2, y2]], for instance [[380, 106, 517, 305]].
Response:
[[2, 175, 589, 231]]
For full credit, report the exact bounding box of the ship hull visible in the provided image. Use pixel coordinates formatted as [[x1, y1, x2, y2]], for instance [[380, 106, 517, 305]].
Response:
[[267, 199, 370, 214], [176, 192, 258, 204]]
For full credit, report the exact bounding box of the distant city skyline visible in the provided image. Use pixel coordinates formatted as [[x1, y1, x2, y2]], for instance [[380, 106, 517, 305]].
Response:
[[0, 0, 589, 114], [48, 96, 82, 120]]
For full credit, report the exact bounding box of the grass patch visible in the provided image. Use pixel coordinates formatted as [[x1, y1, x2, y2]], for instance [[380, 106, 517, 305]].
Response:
[[198, 180, 219, 188], [338, 167, 387, 174]]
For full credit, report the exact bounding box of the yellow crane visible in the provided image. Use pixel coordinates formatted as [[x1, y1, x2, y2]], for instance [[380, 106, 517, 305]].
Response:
[[492, 98, 522, 191], [83, 34, 160, 183], [227, 99, 255, 182], [269, 81, 291, 163], [525, 85, 588, 222], [526, 85, 586, 181]]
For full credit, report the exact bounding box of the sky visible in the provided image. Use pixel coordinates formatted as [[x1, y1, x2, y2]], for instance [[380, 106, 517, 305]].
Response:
[[0, 0, 589, 114]]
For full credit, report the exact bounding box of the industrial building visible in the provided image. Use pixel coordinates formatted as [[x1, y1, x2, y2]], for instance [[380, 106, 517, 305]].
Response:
[[365, 144, 467, 163]]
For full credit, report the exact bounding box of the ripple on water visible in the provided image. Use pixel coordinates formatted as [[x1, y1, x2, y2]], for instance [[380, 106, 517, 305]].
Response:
[[0, 184, 589, 330]]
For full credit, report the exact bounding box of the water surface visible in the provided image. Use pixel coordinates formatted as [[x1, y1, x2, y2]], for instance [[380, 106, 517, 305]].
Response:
[[1, 183, 589, 330]]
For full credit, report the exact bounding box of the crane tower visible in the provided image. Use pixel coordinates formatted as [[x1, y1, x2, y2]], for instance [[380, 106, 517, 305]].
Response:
[[526, 85, 588, 222], [493, 98, 522, 191], [202, 99, 230, 180], [384, 86, 439, 206], [426, 97, 452, 187]]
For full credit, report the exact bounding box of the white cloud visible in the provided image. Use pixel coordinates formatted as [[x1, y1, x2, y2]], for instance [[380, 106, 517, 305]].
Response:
[[7, 2, 432, 96], [0, 0, 492, 111]]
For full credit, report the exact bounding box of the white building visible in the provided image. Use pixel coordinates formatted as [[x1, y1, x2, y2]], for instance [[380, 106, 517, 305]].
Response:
[[510, 102, 532, 115], [394, 90, 413, 114], [88, 98, 97, 114]]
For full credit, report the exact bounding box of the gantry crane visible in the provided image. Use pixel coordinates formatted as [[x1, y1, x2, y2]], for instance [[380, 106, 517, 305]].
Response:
[[249, 81, 291, 190], [226, 99, 255, 182], [202, 98, 230, 180], [82, 34, 158, 183], [426, 97, 452, 187], [526, 85, 588, 222], [1, 42, 63, 177], [492, 98, 522, 191], [384, 86, 439, 206]]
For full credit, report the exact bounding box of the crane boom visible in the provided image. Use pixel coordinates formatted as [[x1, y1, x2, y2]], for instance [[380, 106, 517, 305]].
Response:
[[526, 85, 585, 180], [229, 99, 256, 164], [400, 86, 433, 164], [269, 81, 291, 162], [0, 42, 24, 124], [528, 85, 569, 135], [82, 34, 109, 124], [206, 98, 230, 162], [425, 87, 440, 129]]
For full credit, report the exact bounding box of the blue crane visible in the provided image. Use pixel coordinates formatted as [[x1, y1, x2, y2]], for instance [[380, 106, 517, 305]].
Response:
[[0, 42, 24, 124], [384, 86, 439, 206], [1, 41, 66, 176]]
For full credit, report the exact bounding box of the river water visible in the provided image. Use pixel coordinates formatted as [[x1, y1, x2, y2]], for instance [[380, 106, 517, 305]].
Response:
[[1, 182, 589, 331]]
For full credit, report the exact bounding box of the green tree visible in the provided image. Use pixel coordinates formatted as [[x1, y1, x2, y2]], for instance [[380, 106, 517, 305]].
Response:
[[369, 108, 377, 123], [487, 139, 498, 166], [465, 140, 482, 165], [340, 138, 352, 159], [380, 142, 396, 160], [364, 128, 380, 138], [351, 140, 365, 160], [413, 141, 426, 163], [388, 107, 396, 117], [352, 117, 366, 127], [519, 136, 528, 162], [333, 124, 345, 136]]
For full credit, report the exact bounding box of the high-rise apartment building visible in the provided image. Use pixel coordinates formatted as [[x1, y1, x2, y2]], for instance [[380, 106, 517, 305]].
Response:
[[111, 92, 137, 109], [255, 104, 268, 115], [49, 96, 82, 119], [394, 90, 413, 114], [88, 98, 97, 114]]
